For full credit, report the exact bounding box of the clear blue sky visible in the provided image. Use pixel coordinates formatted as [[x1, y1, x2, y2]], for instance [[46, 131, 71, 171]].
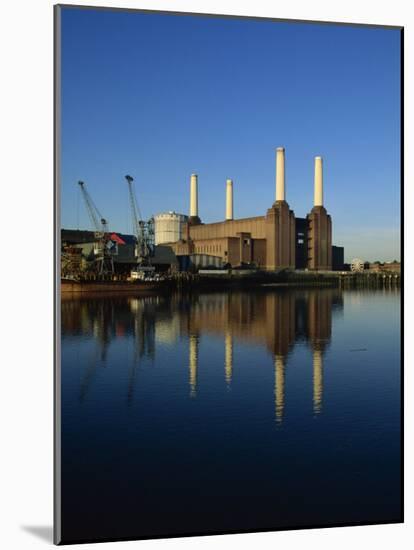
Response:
[[60, 7, 401, 262]]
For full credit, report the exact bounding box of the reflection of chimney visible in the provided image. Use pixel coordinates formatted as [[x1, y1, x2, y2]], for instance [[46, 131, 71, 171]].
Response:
[[313, 349, 323, 415], [314, 156, 323, 207], [224, 331, 233, 386], [275, 147, 285, 202], [189, 334, 198, 398], [226, 179, 233, 221], [274, 355, 285, 423], [190, 173, 198, 218]]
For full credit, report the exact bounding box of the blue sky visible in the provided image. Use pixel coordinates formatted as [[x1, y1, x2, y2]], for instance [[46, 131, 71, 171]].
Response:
[[60, 7, 401, 262]]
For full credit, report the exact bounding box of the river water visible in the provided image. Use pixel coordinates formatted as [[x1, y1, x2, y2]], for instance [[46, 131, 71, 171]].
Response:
[[60, 287, 401, 543]]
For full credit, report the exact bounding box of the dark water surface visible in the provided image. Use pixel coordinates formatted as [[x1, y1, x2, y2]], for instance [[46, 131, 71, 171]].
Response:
[[60, 288, 401, 543]]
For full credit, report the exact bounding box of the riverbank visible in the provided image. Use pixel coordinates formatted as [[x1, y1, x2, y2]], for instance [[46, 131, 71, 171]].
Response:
[[61, 278, 174, 294], [61, 269, 401, 295], [181, 269, 401, 290]]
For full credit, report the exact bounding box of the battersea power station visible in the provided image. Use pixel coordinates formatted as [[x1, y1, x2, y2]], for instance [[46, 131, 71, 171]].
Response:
[[156, 148, 344, 271]]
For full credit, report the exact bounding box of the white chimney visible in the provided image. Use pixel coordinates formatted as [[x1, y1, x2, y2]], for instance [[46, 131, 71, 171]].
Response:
[[190, 173, 198, 217], [275, 147, 285, 202], [226, 179, 233, 220], [314, 156, 323, 207]]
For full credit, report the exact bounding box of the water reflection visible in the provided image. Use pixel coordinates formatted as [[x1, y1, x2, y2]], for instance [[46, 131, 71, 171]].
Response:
[[189, 333, 199, 398], [224, 331, 233, 387], [312, 350, 323, 415], [61, 288, 401, 540], [274, 355, 285, 423], [62, 289, 345, 422]]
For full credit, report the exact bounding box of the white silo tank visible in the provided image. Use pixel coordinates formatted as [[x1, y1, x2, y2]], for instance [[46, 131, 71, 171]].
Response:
[[154, 212, 188, 245]]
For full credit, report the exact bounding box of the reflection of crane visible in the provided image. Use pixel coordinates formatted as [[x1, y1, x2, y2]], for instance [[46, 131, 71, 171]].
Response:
[[78, 180, 114, 275], [125, 175, 155, 273]]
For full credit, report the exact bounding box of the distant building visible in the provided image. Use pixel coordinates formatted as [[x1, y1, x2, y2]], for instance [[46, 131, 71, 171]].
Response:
[[332, 246, 345, 271], [368, 261, 401, 273]]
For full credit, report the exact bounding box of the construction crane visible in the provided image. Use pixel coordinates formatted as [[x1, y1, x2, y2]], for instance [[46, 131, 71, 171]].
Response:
[[78, 180, 115, 276], [125, 175, 155, 276]]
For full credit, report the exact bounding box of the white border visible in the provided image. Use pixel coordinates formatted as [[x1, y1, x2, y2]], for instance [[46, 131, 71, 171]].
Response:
[[0, 1, 410, 548]]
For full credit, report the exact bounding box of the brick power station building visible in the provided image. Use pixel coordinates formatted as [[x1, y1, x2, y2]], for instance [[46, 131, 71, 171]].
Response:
[[164, 148, 343, 271]]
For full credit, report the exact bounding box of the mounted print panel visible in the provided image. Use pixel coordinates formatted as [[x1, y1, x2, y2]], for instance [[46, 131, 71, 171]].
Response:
[[54, 4, 403, 545]]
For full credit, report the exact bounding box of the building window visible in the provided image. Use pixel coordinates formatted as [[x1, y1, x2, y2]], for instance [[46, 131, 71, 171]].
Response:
[[298, 238, 304, 244], [244, 239, 250, 245]]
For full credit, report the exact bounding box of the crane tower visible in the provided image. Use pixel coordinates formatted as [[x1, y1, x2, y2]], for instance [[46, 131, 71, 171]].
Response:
[[78, 180, 115, 276], [125, 175, 155, 272]]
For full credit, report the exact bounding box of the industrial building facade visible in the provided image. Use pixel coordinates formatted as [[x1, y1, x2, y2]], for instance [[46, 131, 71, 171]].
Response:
[[163, 148, 343, 271], [61, 230, 179, 274]]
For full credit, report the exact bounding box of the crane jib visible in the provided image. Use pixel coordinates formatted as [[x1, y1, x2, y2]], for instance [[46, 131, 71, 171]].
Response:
[[78, 180, 114, 276]]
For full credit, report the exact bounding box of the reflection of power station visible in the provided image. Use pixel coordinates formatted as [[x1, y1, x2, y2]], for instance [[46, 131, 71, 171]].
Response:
[[274, 355, 286, 424], [130, 299, 156, 360], [189, 334, 199, 398], [312, 350, 323, 415], [262, 292, 295, 424], [224, 331, 233, 387], [307, 291, 332, 417], [63, 289, 339, 417], [155, 315, 181, 344], [266, 292, 296, 357], [181, 289, 337, 418]]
